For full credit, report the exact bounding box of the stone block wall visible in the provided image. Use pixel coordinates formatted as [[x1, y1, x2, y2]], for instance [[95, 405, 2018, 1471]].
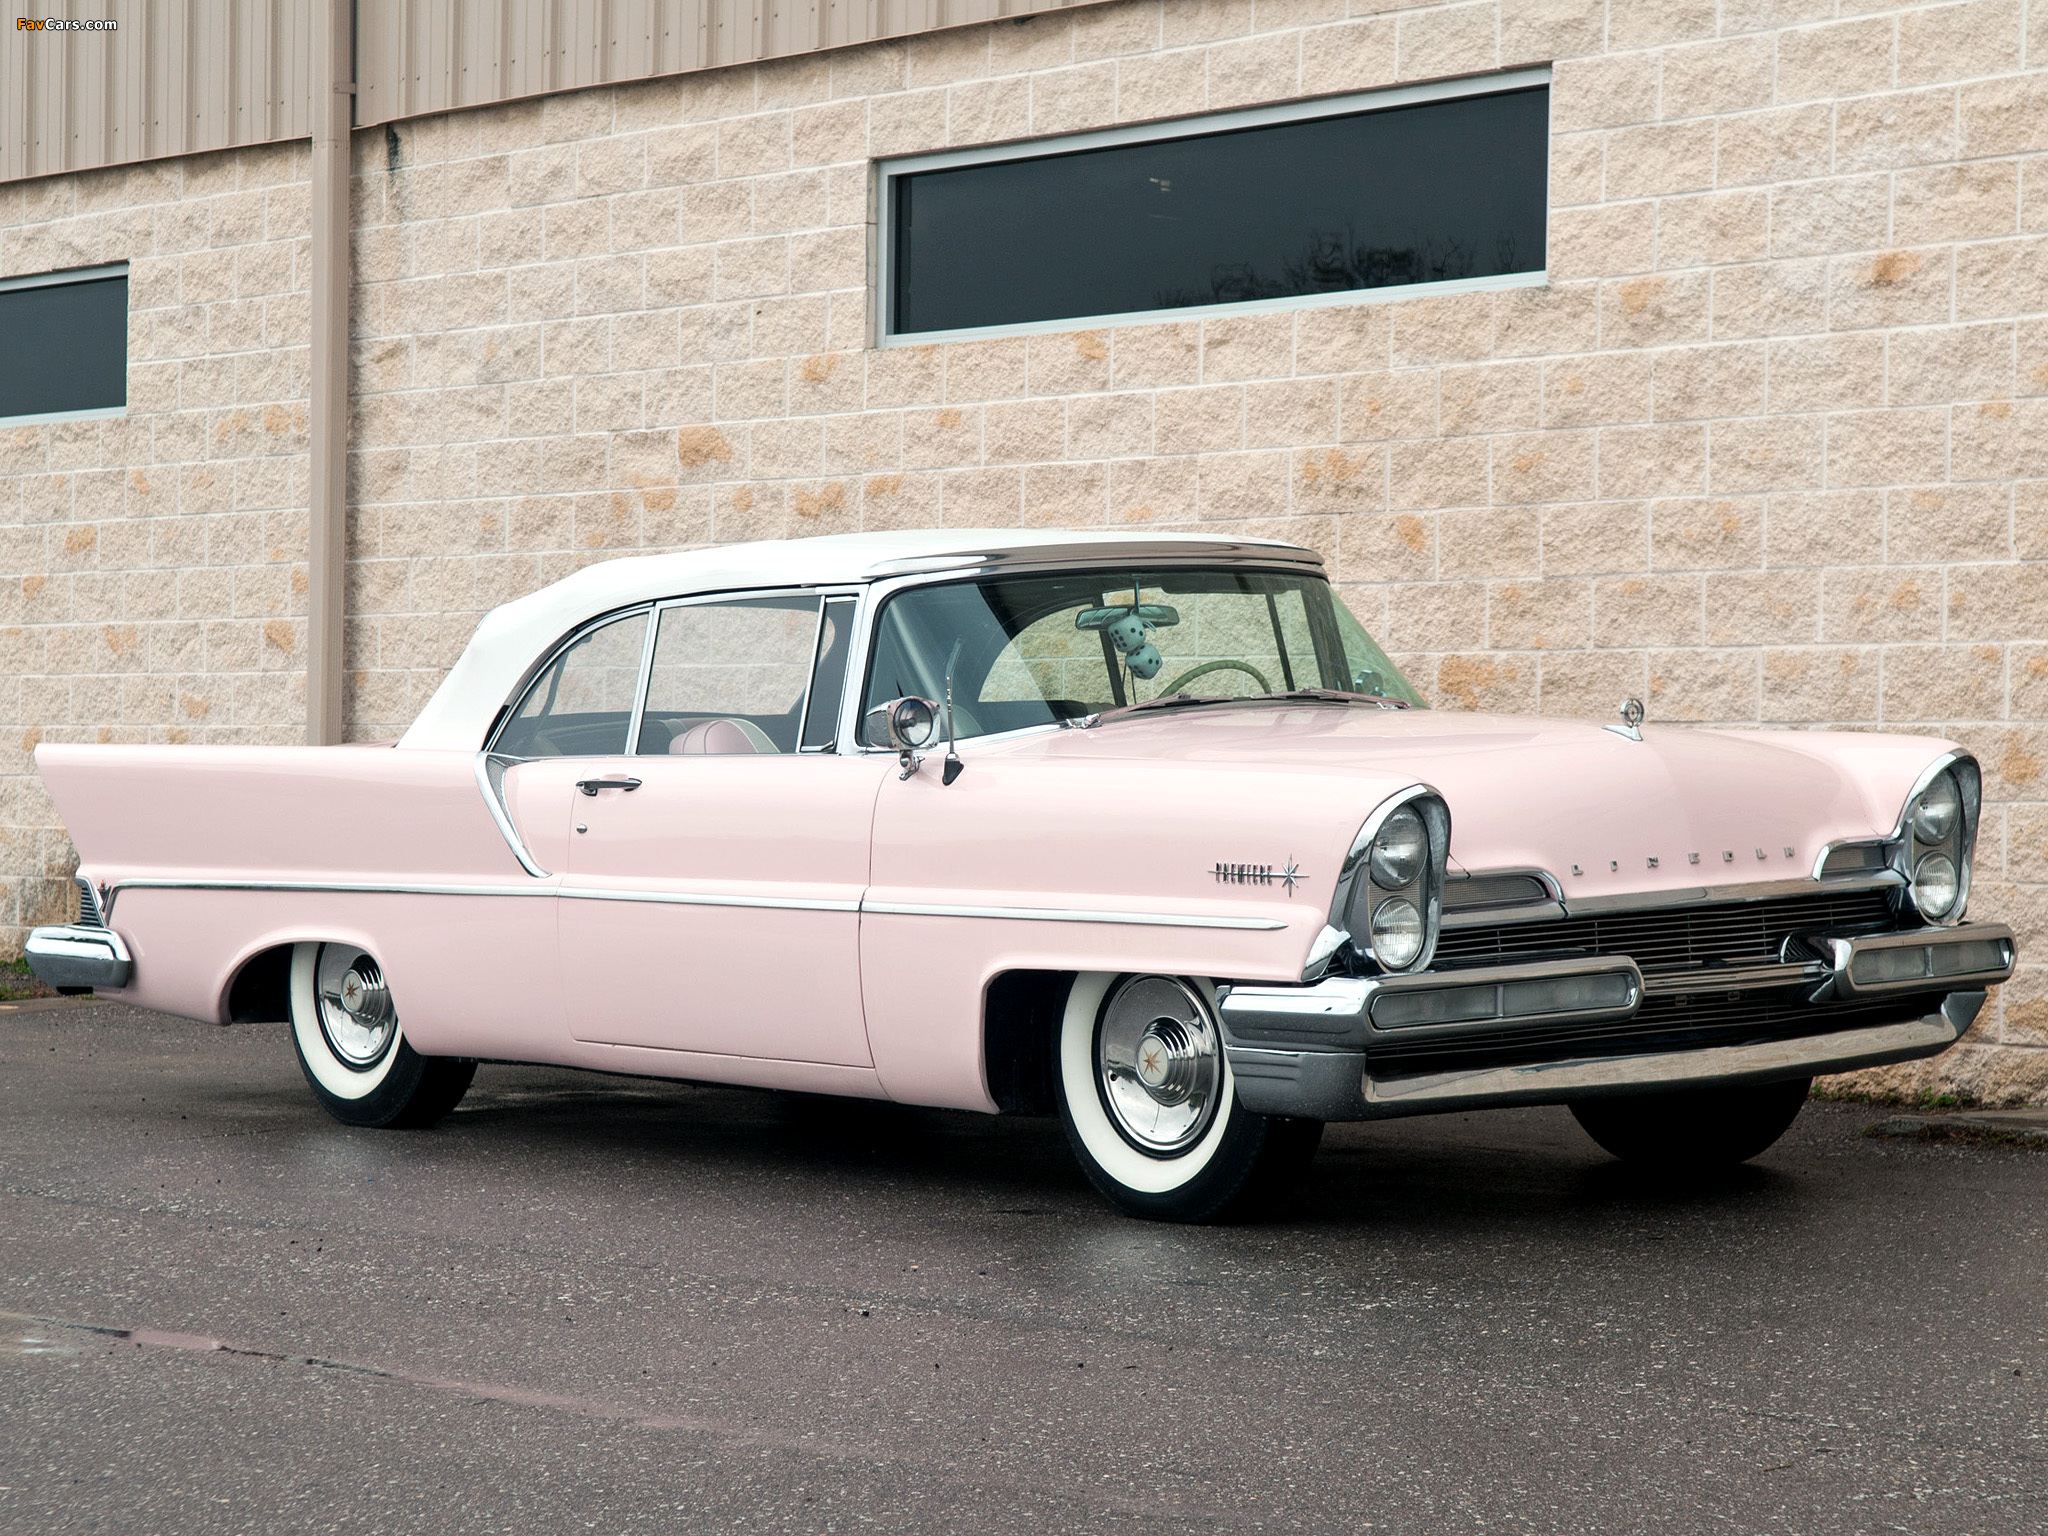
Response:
[[2, 0, 2044, 1100], [0, 141, 313, 932]]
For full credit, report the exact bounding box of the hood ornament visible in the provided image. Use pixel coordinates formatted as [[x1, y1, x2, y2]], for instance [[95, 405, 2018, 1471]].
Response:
[[1603, 697, 1645, 742]]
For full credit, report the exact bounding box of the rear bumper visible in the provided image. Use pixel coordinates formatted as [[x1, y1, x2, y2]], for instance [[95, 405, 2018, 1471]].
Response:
[[1219, 923, 2012, 1122], [24, 924, 131, 991]]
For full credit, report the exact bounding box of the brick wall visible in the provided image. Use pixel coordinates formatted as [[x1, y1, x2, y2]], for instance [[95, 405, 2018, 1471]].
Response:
[[3, 0, 2044, 1101]]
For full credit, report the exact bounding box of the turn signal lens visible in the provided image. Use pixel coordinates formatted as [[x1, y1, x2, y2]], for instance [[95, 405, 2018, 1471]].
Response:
[[1912, 774, 1961, 843], [1369, 807, 1429, 888], [1370, 897, 1424, 969], [1912, 853, 1959, 919]]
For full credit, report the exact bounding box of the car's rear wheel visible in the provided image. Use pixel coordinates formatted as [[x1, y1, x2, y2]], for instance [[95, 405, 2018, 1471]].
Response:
[[1055, 972, 1322, 1222], [289, 942, 474, 1129], [1570, 1077, 1811, 1171]]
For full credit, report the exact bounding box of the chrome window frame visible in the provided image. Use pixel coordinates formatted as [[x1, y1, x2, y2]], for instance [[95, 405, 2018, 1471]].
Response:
[[632, 586, 862, 757], [871, 68, 1552, 349], [486, 585, 867, 761], [485, 603, 657, 760]]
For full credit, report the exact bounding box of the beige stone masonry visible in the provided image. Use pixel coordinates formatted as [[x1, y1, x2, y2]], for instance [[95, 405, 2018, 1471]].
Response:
[[2, 0, 2044, 1101]]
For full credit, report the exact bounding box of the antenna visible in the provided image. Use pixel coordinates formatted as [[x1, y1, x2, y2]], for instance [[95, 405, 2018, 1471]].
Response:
[[942, 640, 965, 785]]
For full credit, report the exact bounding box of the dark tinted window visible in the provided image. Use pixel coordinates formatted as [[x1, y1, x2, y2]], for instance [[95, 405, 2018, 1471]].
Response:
[[0, 272, 127, 420], [889, 86, 1547, 337]]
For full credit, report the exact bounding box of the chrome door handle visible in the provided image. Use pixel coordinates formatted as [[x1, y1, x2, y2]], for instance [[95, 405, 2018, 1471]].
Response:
[[575, 777, 643, 796]]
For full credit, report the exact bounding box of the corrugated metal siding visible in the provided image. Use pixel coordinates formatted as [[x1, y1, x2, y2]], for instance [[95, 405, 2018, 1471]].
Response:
[[2, 0, 1102, 184], [353, 0, 1100, 128], [2, 0, 311, 184]]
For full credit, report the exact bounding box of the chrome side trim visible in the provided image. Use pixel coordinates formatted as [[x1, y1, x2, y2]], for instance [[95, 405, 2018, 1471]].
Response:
[[25, 924, 132, 990], [862, 900, 1289, 932], [475, 753, 552, 878], [106, 878, 557, 908], [96, 877, 1279, 927], [562, 887, 860, 914], [1360, 1009, 1966, 1118], [98, 876, 859, 916]]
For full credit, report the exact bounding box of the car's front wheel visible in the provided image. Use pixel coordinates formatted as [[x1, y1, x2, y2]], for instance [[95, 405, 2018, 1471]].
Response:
[[1570, 1077, 1811, 1171], [1055, 972, 1322, 1222], [289, 942, 474, 1128]]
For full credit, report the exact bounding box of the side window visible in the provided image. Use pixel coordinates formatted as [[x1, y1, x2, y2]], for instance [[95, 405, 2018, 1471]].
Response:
[[638, 596, 822, 754], [800, 597, 858, 752], [494, 610, 651, 759]]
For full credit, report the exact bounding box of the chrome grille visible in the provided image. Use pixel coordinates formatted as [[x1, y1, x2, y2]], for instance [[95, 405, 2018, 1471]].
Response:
[[74, 875, 104, 928], [1432, 888, 1897, 975]]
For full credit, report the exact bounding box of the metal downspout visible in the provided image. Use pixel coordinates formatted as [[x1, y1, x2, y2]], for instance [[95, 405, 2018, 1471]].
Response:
[[307, 0, 354, 745]]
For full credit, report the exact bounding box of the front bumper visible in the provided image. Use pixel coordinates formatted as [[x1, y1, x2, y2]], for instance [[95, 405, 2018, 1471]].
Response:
[[1220, 922, 2014, 1122], [24, 924, 131, 991]]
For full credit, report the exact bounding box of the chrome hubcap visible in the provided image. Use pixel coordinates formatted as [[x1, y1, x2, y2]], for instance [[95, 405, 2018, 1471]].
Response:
[[316, 946, 396, 1070], [1095, 976, 1222, 1157]]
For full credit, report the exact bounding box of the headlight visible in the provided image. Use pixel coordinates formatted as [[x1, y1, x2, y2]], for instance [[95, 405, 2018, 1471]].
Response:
[[1369, 899, 1423, 969], [1912, 854, 1959, 919], [1369, 807, 1428, 888], [1896, 759, 1979, 927], [1912, 775, 1959, 842]]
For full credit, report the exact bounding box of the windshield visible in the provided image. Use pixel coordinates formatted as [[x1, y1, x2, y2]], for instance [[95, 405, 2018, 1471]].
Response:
[[860, 566, 1425, 741]]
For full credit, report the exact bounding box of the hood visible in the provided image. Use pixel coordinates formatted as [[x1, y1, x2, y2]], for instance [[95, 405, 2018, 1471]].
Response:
[[1002, 704, 1952, 902]]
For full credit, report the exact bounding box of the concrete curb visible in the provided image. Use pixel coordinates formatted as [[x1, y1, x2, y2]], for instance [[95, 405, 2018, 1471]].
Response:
[[1867, 1110, 2048, 1148], [0, 994, 97, 1015]]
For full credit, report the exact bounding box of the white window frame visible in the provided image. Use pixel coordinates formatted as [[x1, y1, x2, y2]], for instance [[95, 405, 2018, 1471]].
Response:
[[870, 67, 1551, 349], [0, 262, 130, 426]]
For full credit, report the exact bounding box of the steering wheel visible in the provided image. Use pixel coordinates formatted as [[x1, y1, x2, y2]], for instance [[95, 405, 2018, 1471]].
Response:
[[1154, 659, 1275, 697]]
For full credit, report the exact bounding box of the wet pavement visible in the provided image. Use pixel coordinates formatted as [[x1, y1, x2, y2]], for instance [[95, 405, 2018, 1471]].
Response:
[[3, 1001, 2045, 1535]]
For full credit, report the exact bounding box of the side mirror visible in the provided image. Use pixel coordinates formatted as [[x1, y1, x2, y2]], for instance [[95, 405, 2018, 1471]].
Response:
[[864, 696, 940, 754]]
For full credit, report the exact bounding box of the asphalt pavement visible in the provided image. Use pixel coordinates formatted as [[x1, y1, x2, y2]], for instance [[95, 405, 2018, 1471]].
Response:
[[3, 1000, 2045, 1535]]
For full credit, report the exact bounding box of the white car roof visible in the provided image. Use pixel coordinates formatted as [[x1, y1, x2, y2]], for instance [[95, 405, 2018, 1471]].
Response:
[[398, 529, 1321, 751]]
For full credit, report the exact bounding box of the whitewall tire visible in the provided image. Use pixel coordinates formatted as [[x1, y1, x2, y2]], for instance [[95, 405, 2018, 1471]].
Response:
[[1055, 972, 1322, 1222], [289, 942, 475, 1129]]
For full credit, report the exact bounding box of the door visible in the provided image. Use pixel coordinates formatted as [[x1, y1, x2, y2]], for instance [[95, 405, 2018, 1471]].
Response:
[[558, 593, 887, 1064]]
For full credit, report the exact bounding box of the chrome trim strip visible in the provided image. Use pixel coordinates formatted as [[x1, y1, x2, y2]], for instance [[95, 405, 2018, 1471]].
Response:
[[475, 753, 552, 878], [100, 876, 859, 916], [1640, 961, 1827, 996], [1360, 1009, 1966, 1117], [1558, 872, 1902, 917], [106, 877, 556, 907], [96, 877, 1260, 925], [561, 887, 860, 914], [862, 899, 1289, 931]]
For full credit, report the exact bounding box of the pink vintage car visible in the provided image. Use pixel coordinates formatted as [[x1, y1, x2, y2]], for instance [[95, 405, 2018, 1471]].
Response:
[[26, 531, 2017, 1220]]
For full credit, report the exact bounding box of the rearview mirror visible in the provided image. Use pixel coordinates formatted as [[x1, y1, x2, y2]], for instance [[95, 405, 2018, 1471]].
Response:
[[864, 696, 940, 752]]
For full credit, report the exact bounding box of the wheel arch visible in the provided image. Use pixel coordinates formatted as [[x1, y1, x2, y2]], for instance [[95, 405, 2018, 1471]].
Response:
[[982, 969, 1075, 1115], [211, 925, 390, 1026]]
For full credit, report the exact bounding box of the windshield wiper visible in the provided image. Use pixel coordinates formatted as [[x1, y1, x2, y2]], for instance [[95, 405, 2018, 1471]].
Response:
[[1117, 692, 1245, 716], [1263, 688, 1411, 708], [1111, 688, 1409, 719]]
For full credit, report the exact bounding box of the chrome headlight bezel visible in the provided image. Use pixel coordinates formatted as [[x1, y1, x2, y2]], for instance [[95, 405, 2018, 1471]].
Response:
[[1892, 752, 1980, 928], [1332, 785, 1451, 975]]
